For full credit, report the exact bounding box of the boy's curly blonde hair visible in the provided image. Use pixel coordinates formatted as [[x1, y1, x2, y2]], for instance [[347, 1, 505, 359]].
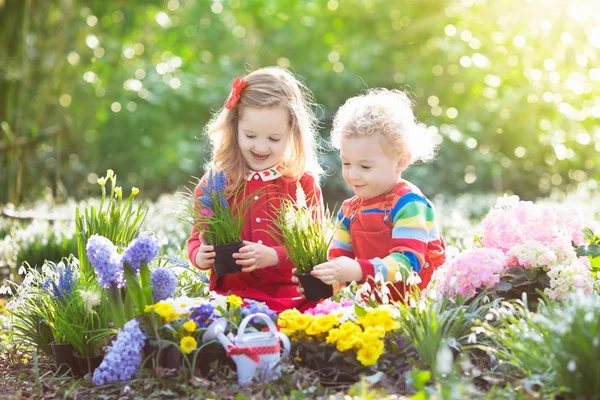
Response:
[[204, 67, 322, 195], [330, 88, 437, 165]]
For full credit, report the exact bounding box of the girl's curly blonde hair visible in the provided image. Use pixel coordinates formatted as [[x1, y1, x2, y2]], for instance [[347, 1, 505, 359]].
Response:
[[204, 67, 322, 195], [330, 88, 437, 165]]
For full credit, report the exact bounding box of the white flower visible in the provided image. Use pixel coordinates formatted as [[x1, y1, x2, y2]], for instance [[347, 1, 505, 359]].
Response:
[[406, 271, 422, 286], [284, 209, 296, 228], [18, 265, 27, 275], [295, 182, 306, 209], [436, 344, 454, 375], [0, 285, 12, 295], [79, 290, 101, 312], [210, 292, 228, 311], [171, 296, 194, 316], [467, 332, 477, 344]]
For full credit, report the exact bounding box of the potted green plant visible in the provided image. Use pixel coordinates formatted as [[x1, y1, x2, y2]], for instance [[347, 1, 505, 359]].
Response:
[[270, 184, 336, 301], [35, 258, 80, 376], [190, 170, 254, 276]]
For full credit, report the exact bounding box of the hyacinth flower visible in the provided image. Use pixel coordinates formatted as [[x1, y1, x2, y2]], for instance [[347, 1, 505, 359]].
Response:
[[150, 268, 178, 302], [87, 234, 128, 328], [92, 319, 146, 386], [121, 232, 161, 314], [194, 169, 251, 246], [42, 266, 77, 302]]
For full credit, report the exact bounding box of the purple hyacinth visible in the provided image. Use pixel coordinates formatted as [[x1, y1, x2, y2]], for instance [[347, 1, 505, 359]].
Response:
[[199, 170, 228, 210], [43, 266, 76, 301], [241, 300, 277, 324], [122, 232, 160, 272], [86, 235, 124, 288], [92, 319, 146, 386], [189, 304, 218, 328], [150, 268, 178, 302]]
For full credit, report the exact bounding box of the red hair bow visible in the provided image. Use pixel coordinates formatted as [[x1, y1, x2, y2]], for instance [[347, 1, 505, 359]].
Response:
[[225, 77, 247, 109]]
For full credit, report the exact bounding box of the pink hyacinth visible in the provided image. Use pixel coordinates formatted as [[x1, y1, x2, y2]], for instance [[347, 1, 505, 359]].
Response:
[[428, 247, 508, 300], [481, 196, 591, 252], [305, 299, 354, 315]]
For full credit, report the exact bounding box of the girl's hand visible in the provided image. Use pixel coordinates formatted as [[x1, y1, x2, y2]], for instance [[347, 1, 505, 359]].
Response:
[[291, 269, 305, 297], [194, 232, 216, 270], [233, 241, 279, 272], [310, 256, 363, 285]]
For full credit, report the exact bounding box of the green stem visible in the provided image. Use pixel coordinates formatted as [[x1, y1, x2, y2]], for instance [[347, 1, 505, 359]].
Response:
[[107, 286, 126, 329], [123, 263, 145, 314], [140, 263, 154, 306]]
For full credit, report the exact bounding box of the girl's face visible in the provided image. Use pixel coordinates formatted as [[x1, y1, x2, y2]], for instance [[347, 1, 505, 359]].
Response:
[[340, 134, 405, 200], [237, 105, 292, 171]]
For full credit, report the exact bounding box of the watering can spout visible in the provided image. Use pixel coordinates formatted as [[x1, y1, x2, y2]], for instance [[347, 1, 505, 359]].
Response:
[[202, 318, 231, 349]]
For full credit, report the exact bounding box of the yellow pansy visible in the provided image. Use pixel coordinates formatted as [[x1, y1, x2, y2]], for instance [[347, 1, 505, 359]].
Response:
[[356, 344, 383, 366], [336, 335, 359, 352], [182, 320, 197, 333], [180, 336, 197, 354], [149, 302, 179, 322], [362, 326, 386, 340], [226, 294, 243, 308]]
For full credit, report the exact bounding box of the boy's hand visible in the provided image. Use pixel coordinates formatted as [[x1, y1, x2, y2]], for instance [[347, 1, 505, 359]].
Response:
[[233, 241, 279, 272], [194, 232, 215, 270], [310, 256, 363, 285]]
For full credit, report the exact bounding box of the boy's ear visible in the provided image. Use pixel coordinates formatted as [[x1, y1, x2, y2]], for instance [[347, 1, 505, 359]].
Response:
[[396, 153, 410, 173]]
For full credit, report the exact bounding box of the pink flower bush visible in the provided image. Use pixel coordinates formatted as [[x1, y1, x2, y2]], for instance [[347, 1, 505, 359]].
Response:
[[428, 248, 508, 300], [431, 195, 595, 301], [305, 299, 354, 316], [482, 196, 592, 252]]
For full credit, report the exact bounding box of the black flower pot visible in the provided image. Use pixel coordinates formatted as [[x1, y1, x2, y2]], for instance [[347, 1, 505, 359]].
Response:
[[295, 273, 333, 302], [158, 345, 183, 369], [51, 342, 79, 376], [142, 343, 183, 369], [189, 342, 236, 375], [73, 351, 103, 376], [213, 241, 243, 276]]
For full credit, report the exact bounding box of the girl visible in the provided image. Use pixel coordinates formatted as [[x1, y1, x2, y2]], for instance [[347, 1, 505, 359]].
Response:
[[187, 67, 323, 312], [296, 88, 446, 301]]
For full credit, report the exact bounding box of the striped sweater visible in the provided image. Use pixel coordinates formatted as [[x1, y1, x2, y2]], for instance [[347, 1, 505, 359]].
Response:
[[329, 180, 445, 290]]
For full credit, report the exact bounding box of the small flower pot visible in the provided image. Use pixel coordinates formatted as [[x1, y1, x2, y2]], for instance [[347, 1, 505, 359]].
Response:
[[189, 342, 236, 375], [213, 241, 243, 276], [295, 273, 333, 302], [158, 345, 183, 369], [51, 342, 79, 376], [142, 343, 183, 369], [73, 351, 103, 376]]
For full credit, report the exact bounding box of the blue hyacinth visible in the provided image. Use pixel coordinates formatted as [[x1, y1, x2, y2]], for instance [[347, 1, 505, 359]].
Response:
[[241, 300, 277, 324], [92, 319, 146, 386], [122, 232, 160, 272], [189, 304, 218, 328], [199, 170, 228, 210], [86, 235, 124, 289], [43, 266, 77, 300], [150, 268, 178, 302]]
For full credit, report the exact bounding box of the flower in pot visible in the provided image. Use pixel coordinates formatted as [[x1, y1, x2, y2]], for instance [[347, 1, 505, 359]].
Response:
[[39, 258, 81, 376], [192, 170, 251, 276], [278, 302, 401, 384], [270, 183, 336, 301]]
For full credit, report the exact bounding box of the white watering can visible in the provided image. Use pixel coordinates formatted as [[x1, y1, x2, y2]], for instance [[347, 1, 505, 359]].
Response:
[[202, 313, 290, 385]]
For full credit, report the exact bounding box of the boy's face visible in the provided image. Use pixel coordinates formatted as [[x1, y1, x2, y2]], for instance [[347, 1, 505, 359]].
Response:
[[238, 105, 291, 171], [340, 134, 405, 200]]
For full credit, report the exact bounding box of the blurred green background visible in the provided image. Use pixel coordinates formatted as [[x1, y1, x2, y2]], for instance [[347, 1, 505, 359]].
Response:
[[1, 0, 599, 206]]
